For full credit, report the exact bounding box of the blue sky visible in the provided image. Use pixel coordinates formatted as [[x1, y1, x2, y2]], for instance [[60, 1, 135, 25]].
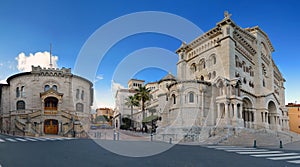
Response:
[[0, 0, 300, 108]]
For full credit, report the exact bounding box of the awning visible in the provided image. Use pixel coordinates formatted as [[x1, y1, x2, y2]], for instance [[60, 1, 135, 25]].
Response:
[[142, 115, 159, 123]]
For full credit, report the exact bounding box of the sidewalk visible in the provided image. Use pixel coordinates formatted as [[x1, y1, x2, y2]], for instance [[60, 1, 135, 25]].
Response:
[[282, 141, 300, 151]]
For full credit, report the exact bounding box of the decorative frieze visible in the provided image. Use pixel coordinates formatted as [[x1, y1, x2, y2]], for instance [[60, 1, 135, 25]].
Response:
[[233, 31, 257, 56]]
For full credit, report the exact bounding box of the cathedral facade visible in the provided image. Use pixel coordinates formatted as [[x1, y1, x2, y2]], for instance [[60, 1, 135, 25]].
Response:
[[143, 13, 289, 138], [0, 66, 93, 137]]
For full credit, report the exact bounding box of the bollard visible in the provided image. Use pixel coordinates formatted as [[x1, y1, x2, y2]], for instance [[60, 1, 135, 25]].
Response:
[[253, 140, 257, 148], [117, 132, 119, 141], [280, 140, 283, 148], [169, 138, 172, 144], [94, 132, 97, 138], [150, 134, 153, 142], [113, 132, 116, 140]]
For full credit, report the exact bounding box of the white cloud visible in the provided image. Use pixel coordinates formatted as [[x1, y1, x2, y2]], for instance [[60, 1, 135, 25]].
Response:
[[91, 81, 125, 109], [111, 80, 125, 95], [0, 79, 7, 84], [15, 51, 58, 72], [94, 74, 104, 82]]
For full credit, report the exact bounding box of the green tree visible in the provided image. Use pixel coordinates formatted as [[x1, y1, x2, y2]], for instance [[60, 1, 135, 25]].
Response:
[[135, 86, 151, 121], [125, 94, 140, 129]]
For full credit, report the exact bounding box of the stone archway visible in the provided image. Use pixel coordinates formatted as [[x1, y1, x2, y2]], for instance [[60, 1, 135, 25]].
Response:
[[267, 101, 277, 129], [242, 98, 253, 128]]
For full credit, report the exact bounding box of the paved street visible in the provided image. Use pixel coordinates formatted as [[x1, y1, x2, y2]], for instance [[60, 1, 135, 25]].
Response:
[[0, 134, 300, 167]]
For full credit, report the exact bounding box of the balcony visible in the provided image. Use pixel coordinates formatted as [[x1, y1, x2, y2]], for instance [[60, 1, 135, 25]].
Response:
[[44, 107, 58, 115]]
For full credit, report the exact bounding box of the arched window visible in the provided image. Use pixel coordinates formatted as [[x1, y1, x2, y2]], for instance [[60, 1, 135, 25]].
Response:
[[16, 87, 20, 98], [212, 71, 216, 79], [81, 90, 84, 100], [262, 63, 267, 76], [21, 86, 25, 97], [16, 100, 25, 110], [76, 103, 84, 112], [172, 94, 176, 104], [76, 89, 80, 99], [200, 75, 204, 81], [44, 97, 58, 110], [208, 73, 211, 80], [210, 54, 216, 65], [199, 59, 205, 70], [235, 55, 239, 67], [189, 92, 194, 103], [44, 85, 50, 91], [52, 85, 57, 91], [191, 63, 197, 72]]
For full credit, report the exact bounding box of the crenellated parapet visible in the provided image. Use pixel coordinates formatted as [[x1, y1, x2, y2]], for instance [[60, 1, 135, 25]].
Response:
[[31, 65, 72, 77]]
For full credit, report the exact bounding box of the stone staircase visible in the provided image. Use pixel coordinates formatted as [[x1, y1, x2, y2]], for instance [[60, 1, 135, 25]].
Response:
[[219, 128, 300, 146]]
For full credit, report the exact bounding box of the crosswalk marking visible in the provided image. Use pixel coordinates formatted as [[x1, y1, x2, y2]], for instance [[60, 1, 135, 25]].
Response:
[[33, 138, 47, 141], [65, 138, 74, 140], [5, 138, 17, 142], [25, 138, 38, 141], [0, 136, 75, 143], [206, 146, 237, 149], [287, 160, 300, 164], [251, 153, 300, 157], [206, 145, 300, 164], [237, 151, 282, 155], [218, 147, 257, 150], [15, 138, 27, 142], [225, 149, 268, 152], [268, 155, 300, 160]]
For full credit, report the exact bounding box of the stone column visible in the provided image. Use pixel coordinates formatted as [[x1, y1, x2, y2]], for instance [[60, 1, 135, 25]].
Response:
[[225, 102, 229, 125], [201, 92, 205, 118], [41, 121, 44, 135], [217, 103, 220, 118], [233, 104, 238, 119], [239, 104, 243, 119]]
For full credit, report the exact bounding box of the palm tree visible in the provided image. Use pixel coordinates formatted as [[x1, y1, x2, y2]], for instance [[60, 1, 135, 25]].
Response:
[[135, 86, 151, 121], [125, 94, 140, 129]]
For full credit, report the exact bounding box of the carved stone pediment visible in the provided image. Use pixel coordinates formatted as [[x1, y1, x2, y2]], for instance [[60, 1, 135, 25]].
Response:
[[40, 88, 63, 101]]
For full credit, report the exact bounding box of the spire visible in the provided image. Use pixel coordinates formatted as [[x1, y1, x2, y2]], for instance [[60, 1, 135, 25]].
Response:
[[49, 43, 53, 68]]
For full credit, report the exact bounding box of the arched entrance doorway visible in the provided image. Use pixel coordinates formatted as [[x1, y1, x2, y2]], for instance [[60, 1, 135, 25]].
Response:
[[242, 98, 253, 128], [267, 101, 277, 129], [44, 119, 58, 134]]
